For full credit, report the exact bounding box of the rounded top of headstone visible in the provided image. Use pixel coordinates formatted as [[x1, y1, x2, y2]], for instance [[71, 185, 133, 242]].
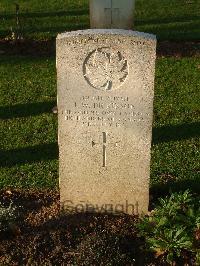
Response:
[[57, 29, 156, 42]]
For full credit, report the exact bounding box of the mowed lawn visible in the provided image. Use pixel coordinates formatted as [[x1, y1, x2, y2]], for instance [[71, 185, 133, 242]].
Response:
[[0, 0, 200, 40], [0, 55, 199, 193]]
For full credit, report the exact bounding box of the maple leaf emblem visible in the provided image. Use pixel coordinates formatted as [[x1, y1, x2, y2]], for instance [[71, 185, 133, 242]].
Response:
[[83, 47, 128, 91]]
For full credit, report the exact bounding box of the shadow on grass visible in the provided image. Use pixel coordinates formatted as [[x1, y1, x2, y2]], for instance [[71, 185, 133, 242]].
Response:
[[24, 24, 89, 34], [150, 178, 200, 199], [0, 101, 56, 119], [136, 15, 200, 26], [152, 122, 200, 144], [0, 10, 199, 24], [0, 9, 89, 19], [1, 101, 199, 142], [0, 121, 199, 167], [0, 143, 58, 167], [136, 19, 200, 40], [14, 19, 200, 35], [1, 10, 200, 41], [0, 24, 89, 39]]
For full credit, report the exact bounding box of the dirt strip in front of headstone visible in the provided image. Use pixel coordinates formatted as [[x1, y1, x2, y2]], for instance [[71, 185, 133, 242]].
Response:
[[0, 39, 199, 57]]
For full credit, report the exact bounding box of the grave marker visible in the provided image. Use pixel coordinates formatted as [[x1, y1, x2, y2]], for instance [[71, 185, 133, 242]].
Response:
[[57, 29, 156, 215], [90, 0, 135, 29]]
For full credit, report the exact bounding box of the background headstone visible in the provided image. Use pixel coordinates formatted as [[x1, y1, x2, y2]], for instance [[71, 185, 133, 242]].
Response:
[[90, 0, 135, 29], [57, 29, 156, 215]]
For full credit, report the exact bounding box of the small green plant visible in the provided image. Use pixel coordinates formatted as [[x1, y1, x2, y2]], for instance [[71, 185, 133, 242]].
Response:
[[137, 190, 200, 265], [0, 202, 18, 232], [196, 250, 200, 266]]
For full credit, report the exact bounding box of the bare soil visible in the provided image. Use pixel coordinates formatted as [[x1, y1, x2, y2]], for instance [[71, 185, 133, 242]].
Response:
[[0, 39, 200, 58], [0, 189, 196, 265], [0, 189, 141, 265]]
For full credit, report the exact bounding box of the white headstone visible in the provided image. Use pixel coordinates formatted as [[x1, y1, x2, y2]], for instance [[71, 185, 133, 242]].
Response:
[[57, 29, 156, 215], [90, 0, 135, 29]]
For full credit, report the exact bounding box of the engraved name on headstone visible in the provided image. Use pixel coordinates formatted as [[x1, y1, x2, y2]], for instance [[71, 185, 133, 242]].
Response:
[[57, 29, 156, 215], [90, 0, 135, 29]]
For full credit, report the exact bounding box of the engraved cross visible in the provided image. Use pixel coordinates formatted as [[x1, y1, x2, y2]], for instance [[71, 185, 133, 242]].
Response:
[[92, 132, 119, 167], [104, 0, 120, 28]]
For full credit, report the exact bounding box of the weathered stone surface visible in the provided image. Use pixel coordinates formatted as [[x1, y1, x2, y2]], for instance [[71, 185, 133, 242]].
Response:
[[90, 0, 135, 29], [57, 29, 156, 215]]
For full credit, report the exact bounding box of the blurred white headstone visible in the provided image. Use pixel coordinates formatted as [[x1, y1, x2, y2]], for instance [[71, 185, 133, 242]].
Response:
[[90, 0, 135, 29]]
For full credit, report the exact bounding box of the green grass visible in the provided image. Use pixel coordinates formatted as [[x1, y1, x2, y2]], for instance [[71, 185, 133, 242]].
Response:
[[152, 58, 200, 195], [135, 0, 200, 40], [0, 56, 58, 188], [0, 55, 199, 192], [0, 0, 200, 40]]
